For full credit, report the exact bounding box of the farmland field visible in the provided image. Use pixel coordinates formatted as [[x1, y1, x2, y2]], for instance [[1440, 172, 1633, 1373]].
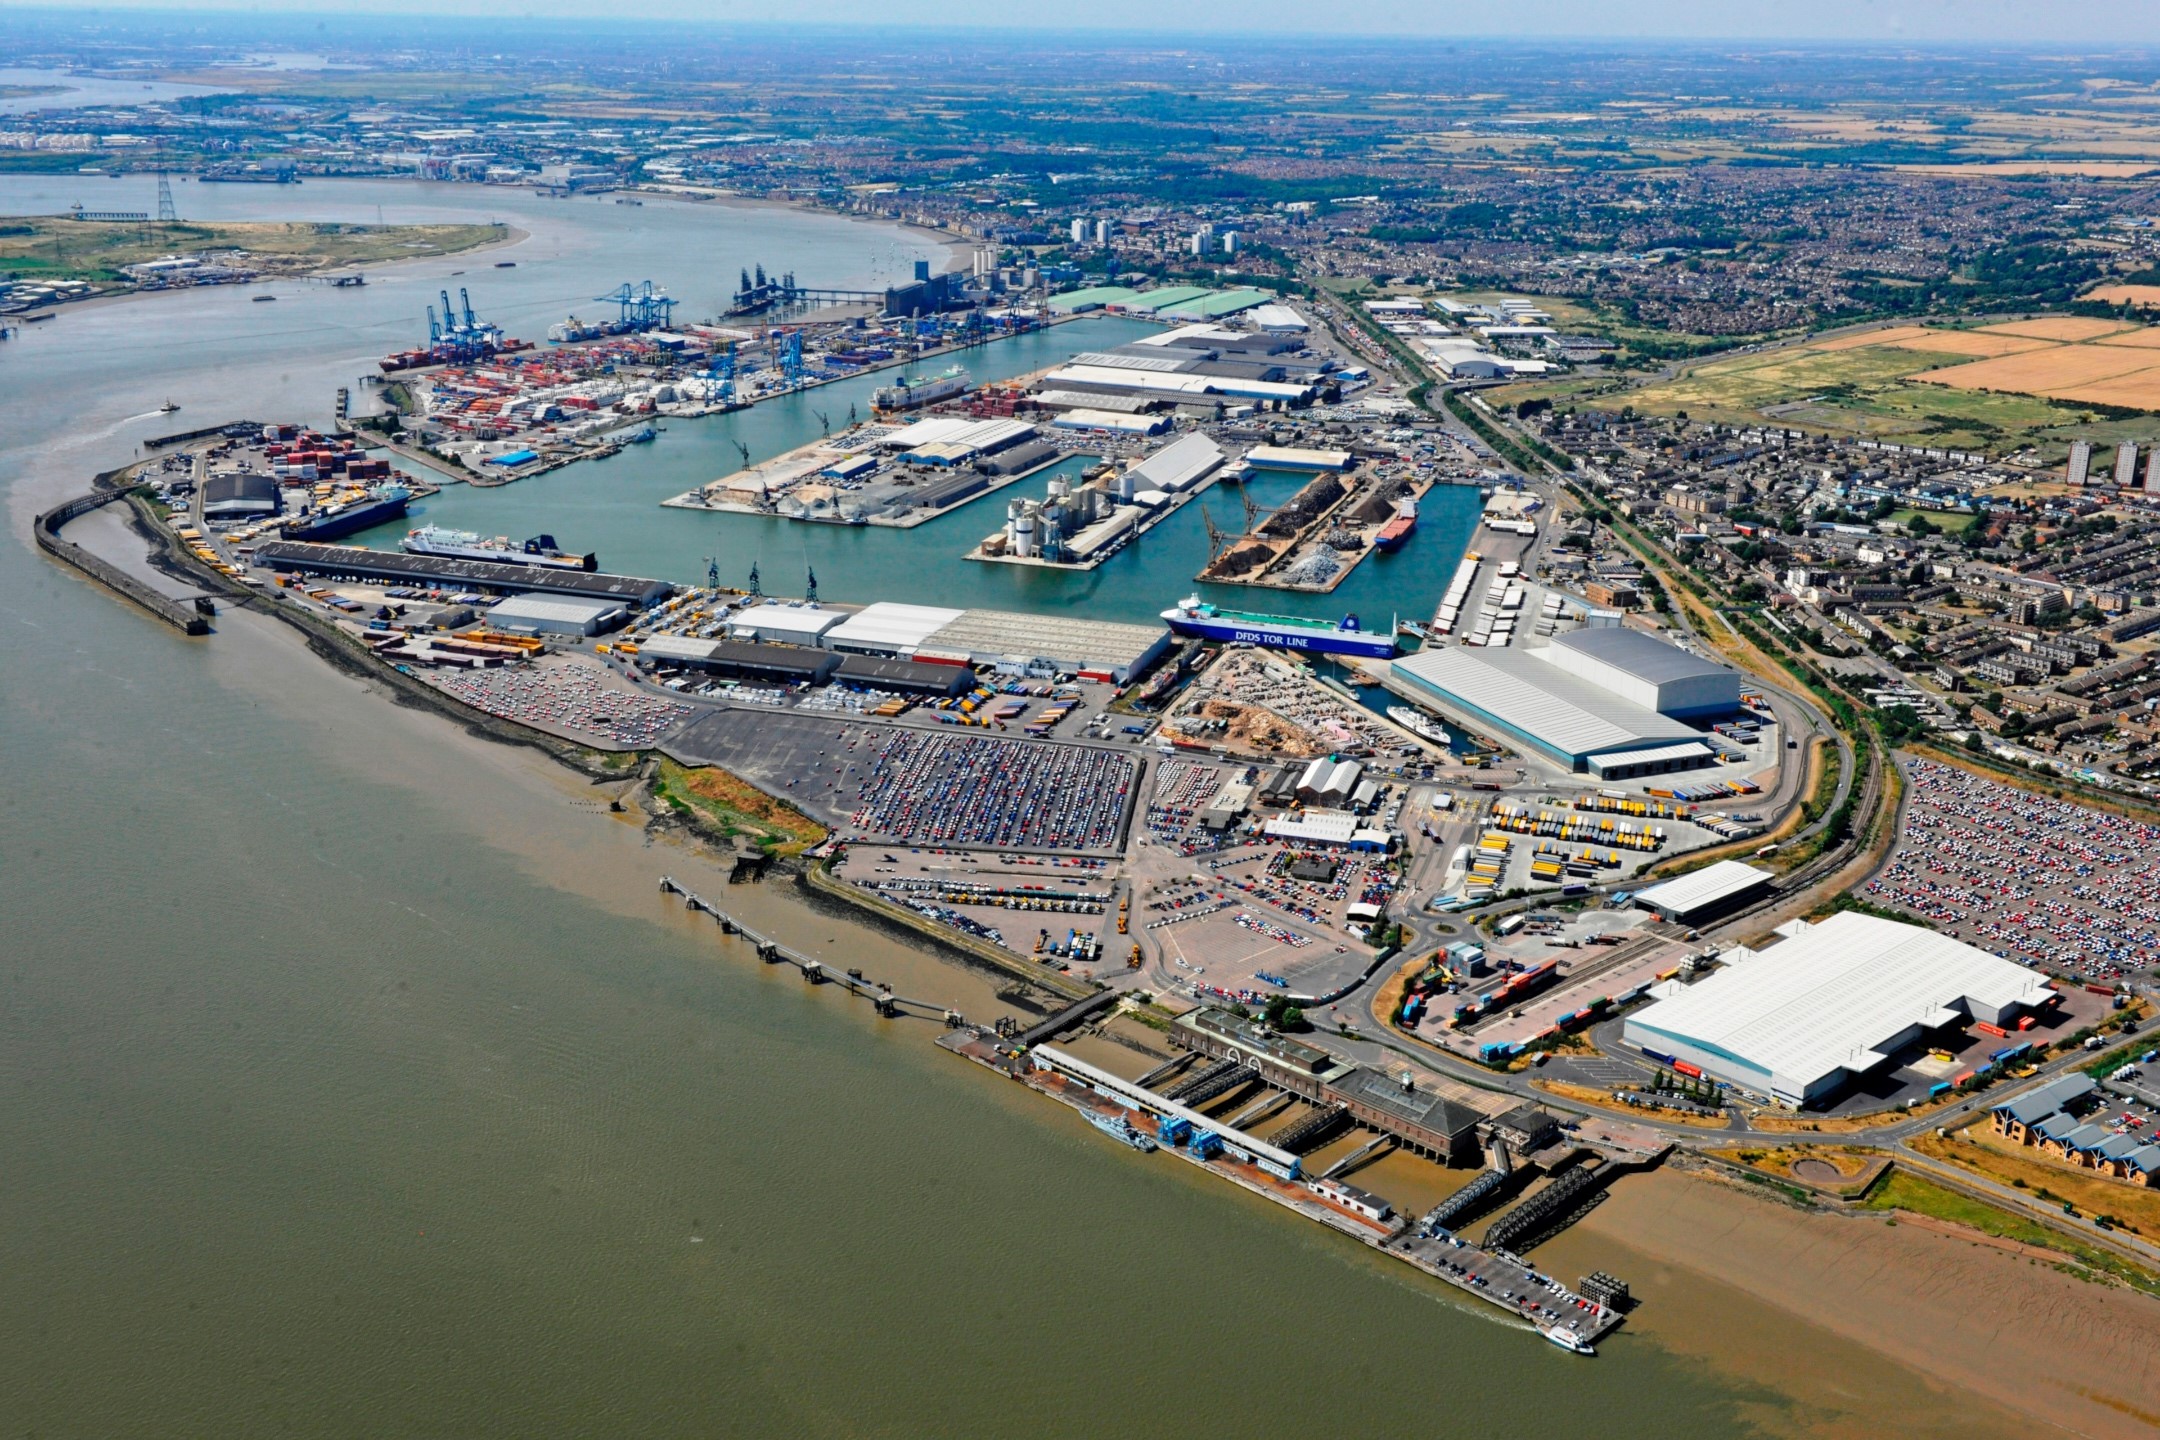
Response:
[[1604, 320, 2160, 457]]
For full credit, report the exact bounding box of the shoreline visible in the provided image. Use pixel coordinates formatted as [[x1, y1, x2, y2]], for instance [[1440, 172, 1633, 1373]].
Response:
[[45, 455, 2160, 1431], [1544, 1164, 2160, 1439], [0, 220, 532, 325]]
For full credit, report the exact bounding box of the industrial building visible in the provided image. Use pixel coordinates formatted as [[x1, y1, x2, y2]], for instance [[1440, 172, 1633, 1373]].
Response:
[[483, 593, 627, 636], [809, 600, 1170, 682], [1390, 645, 1719, 778], [1534, 629, 1742, 719], [1116, 430, 1225, 498], [824, 603, 965, 656], [1628, 860, 1775, 924], [726, 601, 846, 647], [912, 608, 1171, 682], [254, 541, 674, 608], [202, 470, 281, 520], [1261, 809, 1394, 851], [1623, 912, 2060, 1106], [1171, 1008, 1355, 1100], [832, 654, 972, 695], [636, 636, 840, 685]]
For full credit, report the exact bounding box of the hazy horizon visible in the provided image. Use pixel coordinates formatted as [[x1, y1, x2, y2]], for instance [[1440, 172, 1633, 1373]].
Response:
[[4, 0, 2160, 45]]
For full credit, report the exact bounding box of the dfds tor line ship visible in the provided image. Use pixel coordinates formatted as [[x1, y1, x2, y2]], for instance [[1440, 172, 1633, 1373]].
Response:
[[872, 363, 968, 412], [401, 525, 597, 571], [1161, 595, 1398, 660]]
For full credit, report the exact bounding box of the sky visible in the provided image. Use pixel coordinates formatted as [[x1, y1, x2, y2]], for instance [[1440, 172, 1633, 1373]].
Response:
[[8, 0, 2160, 43]]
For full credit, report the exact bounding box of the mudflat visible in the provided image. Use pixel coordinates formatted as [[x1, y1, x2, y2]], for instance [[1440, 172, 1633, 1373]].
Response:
[[1551, 1167, 2160, 1440]]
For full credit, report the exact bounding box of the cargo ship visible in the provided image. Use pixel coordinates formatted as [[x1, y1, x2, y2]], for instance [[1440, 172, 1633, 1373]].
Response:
[[280, 484, 411, 543], [401, 525, 597, 571], [1084, 1109, 1158, 1152], [872, 363, 968, 413], [1373, 498, 1417, 551], [1162, 595, 1398, 660]]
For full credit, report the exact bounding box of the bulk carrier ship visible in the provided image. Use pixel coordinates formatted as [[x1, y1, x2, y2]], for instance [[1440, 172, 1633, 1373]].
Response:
[[871, 363, 968, 413], [400, 525, 597, 571], [1161, 595, 1398, 660], [1373, 497, 1418, 551]]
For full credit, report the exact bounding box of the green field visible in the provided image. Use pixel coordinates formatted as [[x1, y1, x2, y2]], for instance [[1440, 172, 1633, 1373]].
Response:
[[1584, 338, 2141, 457], [1888, 507, 1977, 532]]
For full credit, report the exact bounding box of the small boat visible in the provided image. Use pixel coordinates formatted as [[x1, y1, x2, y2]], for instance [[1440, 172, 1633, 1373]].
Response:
[[1387, 704, 1450, 746], [1540, 1324, 1595, 1355], [1083, 1109, 1158, 1152], [158, 400, 180, 414], [252, 293, 277, 302], [494, 260, 517, 267]]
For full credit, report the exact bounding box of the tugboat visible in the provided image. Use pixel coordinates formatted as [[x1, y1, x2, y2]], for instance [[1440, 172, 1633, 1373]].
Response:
[[157, 400, 180, 414]]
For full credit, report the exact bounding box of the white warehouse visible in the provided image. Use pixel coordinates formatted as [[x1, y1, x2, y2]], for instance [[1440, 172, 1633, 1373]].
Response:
[[1622, 912, 2058, 1107], [1533, 629, 1742, 719]]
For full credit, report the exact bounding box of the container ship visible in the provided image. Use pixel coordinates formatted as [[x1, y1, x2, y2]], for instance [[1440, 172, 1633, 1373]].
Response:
[[1373, 497, 1418, 552], [872, 363, 968, 413], [400, 525, 597, 572], [280, 484, 412, 543], [1162, 595, 1398, 660]]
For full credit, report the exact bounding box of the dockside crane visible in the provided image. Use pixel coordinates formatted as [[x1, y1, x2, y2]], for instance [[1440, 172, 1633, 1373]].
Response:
[[1200, 501, 1229, 566]]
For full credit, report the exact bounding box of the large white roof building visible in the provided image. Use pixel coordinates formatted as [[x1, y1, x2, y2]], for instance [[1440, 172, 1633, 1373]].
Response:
[[1535, 629, 1742, 719], [1622, 912, 2058, 1106], [1391, 645, 1713, 777]]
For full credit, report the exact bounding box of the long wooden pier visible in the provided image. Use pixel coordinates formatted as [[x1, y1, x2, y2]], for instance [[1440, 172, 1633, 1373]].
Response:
[[659, 876, 966, 1023]]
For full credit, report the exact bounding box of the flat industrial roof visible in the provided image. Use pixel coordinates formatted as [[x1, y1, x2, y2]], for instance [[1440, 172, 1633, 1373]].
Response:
[[920, 608, 1168, 671], [1630, 860, 1773, 918], [825, 601, 966, 653], [1606, 739, 1718, 768], [1155, 288, 1269, 318], [1049, 285, 1145, 310], [727, 601, 846, 639], [1544, 627, 1733, 686], [255, 541, 672, 606], [485, 593, 624, 622], [643, 636, 836, 676], [1126, 286, 1214, 312], [1124, 431, 1225, 492], [1627, 912, 2057, 1096], [1392, 646, 1702, 762]]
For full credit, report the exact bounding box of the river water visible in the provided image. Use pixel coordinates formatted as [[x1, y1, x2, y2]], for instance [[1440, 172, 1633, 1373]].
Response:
[[0, 178, 2026, 1437]]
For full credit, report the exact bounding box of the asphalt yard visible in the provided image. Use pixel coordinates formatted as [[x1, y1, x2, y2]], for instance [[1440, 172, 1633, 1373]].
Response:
[[430, 657, 692, 748], [670, 708, 1137, 854], [1144, 860, 1378, 1005], [1866, 759, 2160, 986]]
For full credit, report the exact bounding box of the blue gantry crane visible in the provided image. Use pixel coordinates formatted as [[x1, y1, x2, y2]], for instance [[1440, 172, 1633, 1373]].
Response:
[[596, 281, 677, 334]]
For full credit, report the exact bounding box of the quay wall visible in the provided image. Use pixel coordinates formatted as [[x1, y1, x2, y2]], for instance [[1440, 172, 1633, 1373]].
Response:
[[34, 476, 211, 636]]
